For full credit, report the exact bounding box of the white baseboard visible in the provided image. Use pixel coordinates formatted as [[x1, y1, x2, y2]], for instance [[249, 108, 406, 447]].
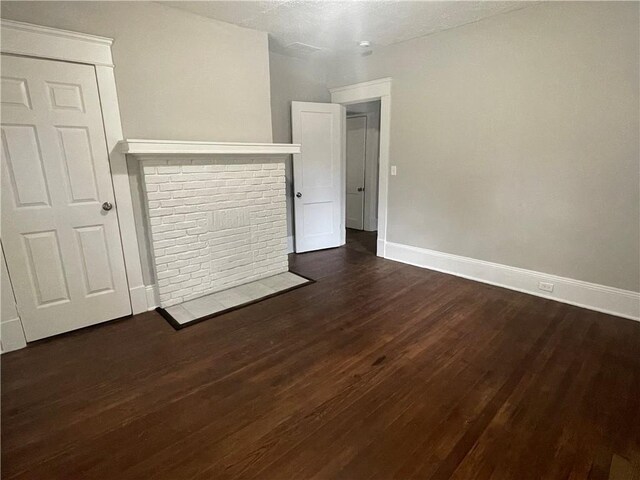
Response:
[[129, 285, 149, 315], [145, 284, 159, 310], [1, 318, 27, 353], [384, 241, 640, 322], [287, 235, 294, 254]]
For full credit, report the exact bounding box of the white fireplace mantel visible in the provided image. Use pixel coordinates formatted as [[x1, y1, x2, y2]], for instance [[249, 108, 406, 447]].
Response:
[[118, 139, 301, 156]]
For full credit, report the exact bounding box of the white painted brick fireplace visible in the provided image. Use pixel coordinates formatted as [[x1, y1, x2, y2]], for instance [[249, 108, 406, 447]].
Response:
[[143, 160, 288, 306], [122, 140, 301, 309]]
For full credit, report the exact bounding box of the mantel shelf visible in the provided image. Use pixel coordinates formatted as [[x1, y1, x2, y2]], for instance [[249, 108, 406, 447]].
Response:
[[119, 139, 301, 156]]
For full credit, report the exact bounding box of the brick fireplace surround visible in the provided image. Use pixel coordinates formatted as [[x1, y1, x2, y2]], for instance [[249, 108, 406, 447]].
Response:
[[122, 140, 301, 308]]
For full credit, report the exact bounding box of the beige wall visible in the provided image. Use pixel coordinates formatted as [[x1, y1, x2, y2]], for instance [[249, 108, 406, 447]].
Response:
[[1, 1, 274, 285], [1, 1, 273, 142], [270, 51, 329, 144], [269, 51, 329, 237], [328, 2, 640, 292]]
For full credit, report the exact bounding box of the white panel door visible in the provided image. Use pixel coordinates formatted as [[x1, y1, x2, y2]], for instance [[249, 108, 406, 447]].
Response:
[[291, 101, 345, 253], [346, 115, 367, 230], [1, 54, 131, 341]]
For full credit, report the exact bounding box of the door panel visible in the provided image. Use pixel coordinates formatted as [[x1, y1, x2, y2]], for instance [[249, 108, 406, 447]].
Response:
[[22, 230, 70, 306], [74, 225, 116, 296], [1, 54, 131, 341], [57, 126, 100, 203], [1, 76, 31, 108], [292, 102, 345, 253], [300, 112, 335, 188], [346, 115, 366, 230], [303, 202, 334, 236], [2, 125, 51, 207], [46, 81, 85, 112]]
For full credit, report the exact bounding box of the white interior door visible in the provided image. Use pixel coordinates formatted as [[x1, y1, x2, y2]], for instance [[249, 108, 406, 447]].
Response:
[[346, 115, 367, 230], [291, 101, 345, 253], [1, 54, 131, 341]]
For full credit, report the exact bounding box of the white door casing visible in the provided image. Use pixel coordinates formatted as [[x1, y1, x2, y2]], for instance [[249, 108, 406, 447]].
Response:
[[346, 115, 367, 230], [291, 101, 345, 253], [1, 54, 131, 341], [330, 78, 392, 257]]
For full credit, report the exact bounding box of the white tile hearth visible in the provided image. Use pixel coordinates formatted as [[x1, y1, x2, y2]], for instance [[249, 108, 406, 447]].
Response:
[[164, 271, 310, 326]]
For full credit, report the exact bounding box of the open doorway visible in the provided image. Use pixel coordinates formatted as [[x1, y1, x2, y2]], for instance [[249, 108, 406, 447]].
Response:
[[330, 78, 391, 258], [291, 79, 391, 256], [345, 100, 380, 255]]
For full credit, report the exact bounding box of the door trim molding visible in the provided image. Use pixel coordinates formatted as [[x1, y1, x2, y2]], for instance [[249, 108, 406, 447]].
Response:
[[145, 284, 159, 311], [0, 20, 114, 66], [330, 78, 391, 257], [1, 19, 147, 314]]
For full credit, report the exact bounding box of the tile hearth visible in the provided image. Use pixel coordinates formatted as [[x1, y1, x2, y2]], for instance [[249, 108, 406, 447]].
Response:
[[161, 271, 310, 328]]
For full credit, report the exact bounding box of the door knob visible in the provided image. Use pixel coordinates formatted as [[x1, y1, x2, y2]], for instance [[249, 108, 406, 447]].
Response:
[[357, 187, 365, 192], [102, 201, 113, 211], [296, 192, 302, 198]]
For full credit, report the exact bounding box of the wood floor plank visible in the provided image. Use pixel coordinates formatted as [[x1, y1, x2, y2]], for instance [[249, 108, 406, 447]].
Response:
[[2, 231, 639, 479]]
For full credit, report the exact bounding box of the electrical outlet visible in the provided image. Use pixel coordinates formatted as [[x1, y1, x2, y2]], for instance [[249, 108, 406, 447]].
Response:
[[538, 281, 554, 293], [391, 165, 397, 176]]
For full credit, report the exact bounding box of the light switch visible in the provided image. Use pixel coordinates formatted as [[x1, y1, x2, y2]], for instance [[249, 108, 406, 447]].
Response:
[[390, 165, 397, 176]]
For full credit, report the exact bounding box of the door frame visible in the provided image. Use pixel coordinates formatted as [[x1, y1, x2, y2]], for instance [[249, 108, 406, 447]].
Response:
[[1, 19, 147, 314], [330, 78, 391, 257]]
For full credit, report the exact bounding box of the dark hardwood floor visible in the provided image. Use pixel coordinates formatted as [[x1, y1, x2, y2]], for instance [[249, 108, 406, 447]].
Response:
[[345, 228, 377, 255], [2, 239, 640, 479]]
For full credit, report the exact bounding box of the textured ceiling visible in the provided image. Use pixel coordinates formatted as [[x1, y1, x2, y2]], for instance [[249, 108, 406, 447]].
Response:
[[162, 1, 535, 56]]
